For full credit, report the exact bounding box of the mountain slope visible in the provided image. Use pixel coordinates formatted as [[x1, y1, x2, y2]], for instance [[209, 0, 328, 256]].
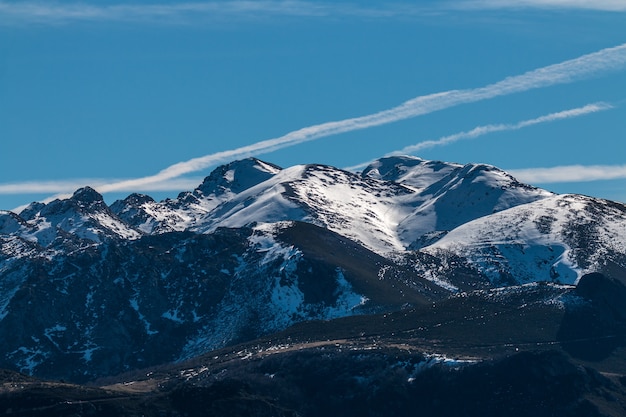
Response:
[[14, 187, 140, 248], [109, 156, 553, 254], [424, 194, 626, 286], [0, 220, 445, 382], [363, 156, 553, 249], [5, 270, 626, 417], [1, 155, 626, 384]]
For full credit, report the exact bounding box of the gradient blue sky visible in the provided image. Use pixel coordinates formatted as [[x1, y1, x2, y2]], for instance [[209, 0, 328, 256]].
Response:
[[1, 0, 625, 211]]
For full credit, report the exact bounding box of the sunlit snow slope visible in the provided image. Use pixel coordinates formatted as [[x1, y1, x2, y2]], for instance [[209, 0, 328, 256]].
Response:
[[424, 194, 626, 286]]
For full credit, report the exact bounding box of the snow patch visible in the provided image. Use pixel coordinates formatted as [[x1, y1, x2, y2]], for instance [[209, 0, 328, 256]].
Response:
[[223, 169, 235, 182], [0, 267, 28, 320], [162, 309, 184, 323], [8, 346, 49, 375], [130, 298, 159, 335]]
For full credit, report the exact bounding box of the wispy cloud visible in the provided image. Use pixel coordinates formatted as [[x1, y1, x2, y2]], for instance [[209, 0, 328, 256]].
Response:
[[345, 102, 612, 170], [1, 0, 623, 27], [453, 0, 626, 12], [510, 164, 626, 183], [0, 177, 203, 195], [403, 102, 613, 152], [347, 102, 613, 171], [93, 43, 626, 194], [1, 42, 626, 205], [4, 177, 205, 212], [0, 1, 438, 25]]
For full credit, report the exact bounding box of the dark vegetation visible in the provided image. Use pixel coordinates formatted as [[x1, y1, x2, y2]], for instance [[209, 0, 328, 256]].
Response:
[[4, 159, 626, 416], [2, 272, 626, 416], [1, 348, 623, 417]]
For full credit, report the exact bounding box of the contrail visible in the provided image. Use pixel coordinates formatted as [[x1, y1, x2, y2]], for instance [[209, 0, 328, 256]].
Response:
[[399, 102, 613, 154], [345, 102, 613, 171], [96, 43, 626, 194], [2, 42, 626, 202]]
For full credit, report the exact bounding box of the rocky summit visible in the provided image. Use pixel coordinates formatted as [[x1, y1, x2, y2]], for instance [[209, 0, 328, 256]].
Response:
[[2, 156, 626, 416]]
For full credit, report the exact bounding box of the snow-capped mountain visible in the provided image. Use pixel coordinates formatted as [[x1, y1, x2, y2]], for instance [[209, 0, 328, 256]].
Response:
[[1, 155, 626, 382], [10, 186, 140, 248], [110, 156, 552, 253], [363, 156, 554, 249], [110, 158, 282, 234], [425, 193, 626, 286]]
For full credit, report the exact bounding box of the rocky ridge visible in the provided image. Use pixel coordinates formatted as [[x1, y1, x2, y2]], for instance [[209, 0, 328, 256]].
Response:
[[1, 155, 626, 383]]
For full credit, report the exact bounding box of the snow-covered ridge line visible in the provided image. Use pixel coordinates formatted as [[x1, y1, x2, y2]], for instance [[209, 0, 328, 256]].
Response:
[[2, 155, 626, 383], [2, 155, 626, 288]]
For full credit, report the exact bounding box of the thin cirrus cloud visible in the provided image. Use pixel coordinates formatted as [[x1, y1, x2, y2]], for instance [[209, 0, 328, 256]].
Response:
[[0, 178, 204, 195], [453, 0, 626, 12], [346, 102, 614, 171], [93, 42, 626, 194], [1, 42, 626, 205], [1, 1, 624, 26], [397, 103, 613, 154], [510, 165, 626, 183], [0, 1, 435, 25]]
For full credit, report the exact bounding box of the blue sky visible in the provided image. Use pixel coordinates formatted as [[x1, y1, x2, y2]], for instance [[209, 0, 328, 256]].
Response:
[[1, 1, 625, 211]]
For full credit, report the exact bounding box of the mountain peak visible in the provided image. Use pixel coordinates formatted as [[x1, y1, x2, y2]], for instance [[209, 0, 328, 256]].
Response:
[[0, 210, 26, 234], [19, 201, 46, 220], [2, 154, 626, 390], [71, 186, 105, 205], [362, 155, 463, 192], [36, 187, 107, 218], [361, 155, 428, 180], [195, 158, 282, 196], [115, 193, 155, 207]]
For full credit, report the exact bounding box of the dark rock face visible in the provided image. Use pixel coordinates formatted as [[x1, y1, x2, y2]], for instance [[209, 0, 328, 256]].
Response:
[[71, 186, 105, 204], [18, 201, 46, 220], [0, 222, 441, 382], [0, 230, 251, 381], [109, 193, 155, 212], [39, 187, 107, 216]]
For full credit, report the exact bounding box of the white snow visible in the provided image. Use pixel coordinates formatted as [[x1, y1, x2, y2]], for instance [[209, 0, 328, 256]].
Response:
[[3, 156, 549, 264], [268, 264, 368, 327], [130, 297, 159, 335], [92, 212, 141, 239], [223, 169, 235, 183], [162, 309, 185, 323], [325, 269, 369, 317], [81, 346, 99, 363], [194, 165, 309, 233], [424, 194, 626, 285], [43, 325, 67, 351]]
